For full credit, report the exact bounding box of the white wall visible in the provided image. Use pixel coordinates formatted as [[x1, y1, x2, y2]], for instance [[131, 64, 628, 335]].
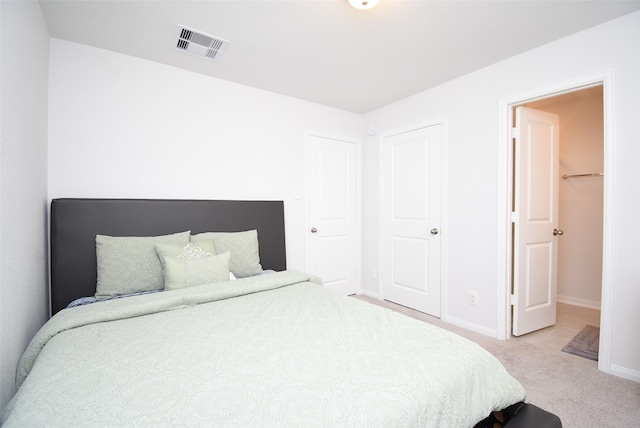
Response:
[[0, 0, 50, 410], [48, 39, 364, 274], [362, 11, 640, 379]]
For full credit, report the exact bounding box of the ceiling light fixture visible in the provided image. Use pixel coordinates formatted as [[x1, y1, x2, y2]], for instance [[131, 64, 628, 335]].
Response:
[[347, 0, 380, 10]]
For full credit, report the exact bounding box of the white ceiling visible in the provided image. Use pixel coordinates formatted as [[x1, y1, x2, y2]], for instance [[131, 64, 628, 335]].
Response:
[[38, 0, 640, 114]]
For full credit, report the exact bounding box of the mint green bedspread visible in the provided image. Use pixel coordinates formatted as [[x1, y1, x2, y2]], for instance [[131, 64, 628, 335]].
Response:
[[2, 270, 525, 427]]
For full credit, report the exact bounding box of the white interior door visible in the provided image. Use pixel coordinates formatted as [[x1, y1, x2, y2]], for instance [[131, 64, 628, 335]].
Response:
[[382, 124, 442, 317], [512, 106, 560, 336], [307, 134, 359, 294]]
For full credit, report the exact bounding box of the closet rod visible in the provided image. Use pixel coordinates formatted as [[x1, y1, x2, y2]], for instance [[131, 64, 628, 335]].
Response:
[[561, 172, 604, 179]]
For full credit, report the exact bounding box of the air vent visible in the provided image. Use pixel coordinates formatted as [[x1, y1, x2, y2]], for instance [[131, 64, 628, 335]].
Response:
[[176, 26, 229, 61]]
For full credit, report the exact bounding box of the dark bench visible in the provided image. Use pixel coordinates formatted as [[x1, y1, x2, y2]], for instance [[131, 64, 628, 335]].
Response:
[[475, 402, 562, 428], [505, 403, 562, 428]]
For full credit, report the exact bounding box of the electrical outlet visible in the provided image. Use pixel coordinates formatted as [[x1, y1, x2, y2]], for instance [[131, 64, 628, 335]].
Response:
[[469, 291, 479, 306]]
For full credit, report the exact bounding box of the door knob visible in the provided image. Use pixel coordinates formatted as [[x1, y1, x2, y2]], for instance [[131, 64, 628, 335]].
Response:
[[430, 228, 439, 235], [553, 228, 564, 236], [310, 227, 318, 233]]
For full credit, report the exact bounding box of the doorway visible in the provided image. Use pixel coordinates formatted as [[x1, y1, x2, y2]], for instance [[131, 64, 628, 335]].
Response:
[[498, 70, 614, 374], [512, 86, 604, 340], [525, 87, 604, 309]]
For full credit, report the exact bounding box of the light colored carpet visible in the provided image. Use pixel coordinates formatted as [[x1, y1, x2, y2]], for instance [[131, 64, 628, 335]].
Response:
[[562, 325, 600, 361], [353, 295, 640, 428]]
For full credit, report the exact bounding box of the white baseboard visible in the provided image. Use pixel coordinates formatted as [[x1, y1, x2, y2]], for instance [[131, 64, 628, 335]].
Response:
[[358, 289, 380, 300], [355, 296, 500, 340], [609, 364, 640, 383], [442, 315, 498, 339], [557, 294, 601, 310]]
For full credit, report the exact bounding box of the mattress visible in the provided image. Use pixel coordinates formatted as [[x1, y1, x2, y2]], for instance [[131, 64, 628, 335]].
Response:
[[2, 270, 526, 427]]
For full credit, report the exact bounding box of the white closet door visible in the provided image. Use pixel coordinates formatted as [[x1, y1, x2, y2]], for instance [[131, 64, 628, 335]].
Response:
[[512, 106, 560, 336], [308, 134, 359, 294], [382, 124, 442, 316]]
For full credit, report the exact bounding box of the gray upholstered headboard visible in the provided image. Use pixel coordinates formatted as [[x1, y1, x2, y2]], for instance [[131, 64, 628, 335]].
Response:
[[50, 199, 286, 315]]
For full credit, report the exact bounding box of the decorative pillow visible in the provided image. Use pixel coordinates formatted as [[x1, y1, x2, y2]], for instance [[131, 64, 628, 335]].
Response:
[[162, 251, 231, 290], [191, 230, 263, 278], [95, 231, 191, 299], [155, 241, 216, 268]]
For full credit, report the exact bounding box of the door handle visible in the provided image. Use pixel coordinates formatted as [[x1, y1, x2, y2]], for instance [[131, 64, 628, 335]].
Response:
[[553, 228, 564, 236], [430, 228, 439, 235], [310, 227, 318, 233]]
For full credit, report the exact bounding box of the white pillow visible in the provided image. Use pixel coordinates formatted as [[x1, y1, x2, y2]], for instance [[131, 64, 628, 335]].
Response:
[[95, 231, 190, 299], [162, 252, 231, 290], [191, 230, 263, 278]]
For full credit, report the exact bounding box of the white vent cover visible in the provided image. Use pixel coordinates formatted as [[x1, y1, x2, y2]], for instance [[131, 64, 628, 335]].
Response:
[[176, 26, 229, 61]]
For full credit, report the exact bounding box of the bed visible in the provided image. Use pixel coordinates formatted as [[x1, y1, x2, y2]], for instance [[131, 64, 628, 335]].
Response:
[[1, 198, 560, 427]]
